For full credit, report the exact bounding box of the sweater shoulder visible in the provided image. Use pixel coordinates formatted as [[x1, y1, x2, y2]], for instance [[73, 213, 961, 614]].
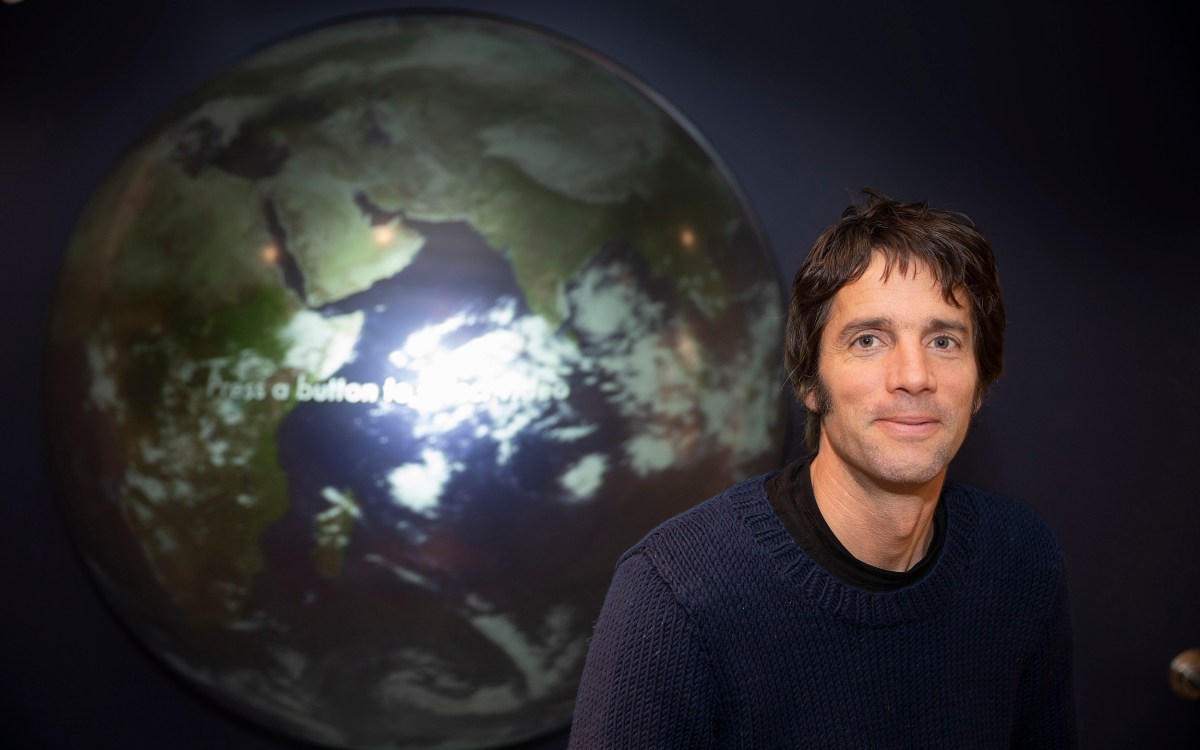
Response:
[[947, 483, 1066, 585], [949, 483, 1062, 551], [615, 474, 774, 608]]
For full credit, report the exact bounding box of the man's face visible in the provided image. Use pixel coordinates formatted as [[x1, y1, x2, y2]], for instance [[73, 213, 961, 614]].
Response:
[[805, 253, 979, 490]]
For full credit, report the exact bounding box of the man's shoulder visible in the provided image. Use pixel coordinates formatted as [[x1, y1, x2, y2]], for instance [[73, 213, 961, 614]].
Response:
[[615, 473, 777, 604], [945, 482, 1065, 576]]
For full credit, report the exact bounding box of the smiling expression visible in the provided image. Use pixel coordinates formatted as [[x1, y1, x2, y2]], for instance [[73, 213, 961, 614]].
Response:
[[805, 253, 979, 491]]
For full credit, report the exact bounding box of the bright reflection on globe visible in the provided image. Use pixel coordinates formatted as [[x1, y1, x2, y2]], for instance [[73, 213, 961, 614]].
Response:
[[45, 13, 784, 750]]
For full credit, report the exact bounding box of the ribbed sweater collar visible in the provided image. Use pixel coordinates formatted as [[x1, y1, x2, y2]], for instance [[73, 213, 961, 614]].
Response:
[[733, 475, 979, 627]]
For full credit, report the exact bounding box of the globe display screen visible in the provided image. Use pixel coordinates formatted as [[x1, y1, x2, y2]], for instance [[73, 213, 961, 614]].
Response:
[[45, 13, 785, 749]]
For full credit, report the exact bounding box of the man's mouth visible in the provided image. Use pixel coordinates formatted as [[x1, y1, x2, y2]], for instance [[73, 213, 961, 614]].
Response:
[[880, 415, 939, 425], [875, 415, 941, 436]]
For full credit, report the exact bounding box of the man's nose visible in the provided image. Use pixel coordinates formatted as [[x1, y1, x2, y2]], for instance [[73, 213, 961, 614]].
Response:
[[887, 339, 936, 394]]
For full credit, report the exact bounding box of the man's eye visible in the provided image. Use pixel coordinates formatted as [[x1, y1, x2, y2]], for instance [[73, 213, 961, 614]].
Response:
[[932, 337, 954, 349], [854, 334, 877, 348]]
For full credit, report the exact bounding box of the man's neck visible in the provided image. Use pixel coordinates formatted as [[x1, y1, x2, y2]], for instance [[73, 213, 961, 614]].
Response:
[[808, 450, 944, 572]]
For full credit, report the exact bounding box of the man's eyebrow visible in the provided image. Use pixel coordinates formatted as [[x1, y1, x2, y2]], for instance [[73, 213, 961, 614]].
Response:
[[837, 317, 894, 336], [928, 318, 971, 336]]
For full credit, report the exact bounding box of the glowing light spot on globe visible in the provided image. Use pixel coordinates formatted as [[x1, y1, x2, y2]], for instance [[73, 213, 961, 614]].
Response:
[[382, 299, 576, 454], [373, 224, 396, 246]]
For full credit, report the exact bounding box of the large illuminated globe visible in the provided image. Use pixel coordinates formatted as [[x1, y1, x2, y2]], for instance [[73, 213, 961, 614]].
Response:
[[45, 14, 784, 750]]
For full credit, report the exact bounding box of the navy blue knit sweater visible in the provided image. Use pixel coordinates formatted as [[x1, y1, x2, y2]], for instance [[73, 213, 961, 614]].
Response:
[[568, 474, 1076, 748]]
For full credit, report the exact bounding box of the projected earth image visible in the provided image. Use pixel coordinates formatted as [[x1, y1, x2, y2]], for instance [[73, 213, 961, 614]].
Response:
[[45, 14, 784, 750]]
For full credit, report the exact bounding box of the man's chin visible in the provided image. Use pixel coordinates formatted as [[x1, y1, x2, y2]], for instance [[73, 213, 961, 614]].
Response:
[[862, 447, 955, 490]]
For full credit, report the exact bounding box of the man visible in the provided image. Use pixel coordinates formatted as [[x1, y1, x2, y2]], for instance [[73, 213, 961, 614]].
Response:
[[568, 191, 1076, 748]]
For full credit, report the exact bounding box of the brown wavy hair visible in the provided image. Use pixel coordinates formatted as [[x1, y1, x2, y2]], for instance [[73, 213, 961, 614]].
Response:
[[785, 189, 1006, 451]]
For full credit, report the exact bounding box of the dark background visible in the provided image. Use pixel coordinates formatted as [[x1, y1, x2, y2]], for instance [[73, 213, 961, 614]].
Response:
[[2, 0, 1197, 748]]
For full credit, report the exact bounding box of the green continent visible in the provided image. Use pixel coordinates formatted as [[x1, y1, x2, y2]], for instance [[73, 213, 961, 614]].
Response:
[[103, 300, 296, 625], [62, 158, 298, 625]]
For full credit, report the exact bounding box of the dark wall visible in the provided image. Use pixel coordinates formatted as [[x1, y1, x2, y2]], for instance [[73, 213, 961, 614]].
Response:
[[3, 1, 1197, 748]]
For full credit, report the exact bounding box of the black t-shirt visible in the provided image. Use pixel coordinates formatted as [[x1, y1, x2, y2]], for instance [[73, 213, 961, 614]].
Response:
[[764, 457, 946, 591]]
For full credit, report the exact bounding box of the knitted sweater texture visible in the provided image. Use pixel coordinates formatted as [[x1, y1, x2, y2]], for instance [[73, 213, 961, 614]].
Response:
[[568, 474, 1076, 748]]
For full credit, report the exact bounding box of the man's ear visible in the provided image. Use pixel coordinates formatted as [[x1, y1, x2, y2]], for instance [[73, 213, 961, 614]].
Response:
[[803, 388, 819, 413]]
